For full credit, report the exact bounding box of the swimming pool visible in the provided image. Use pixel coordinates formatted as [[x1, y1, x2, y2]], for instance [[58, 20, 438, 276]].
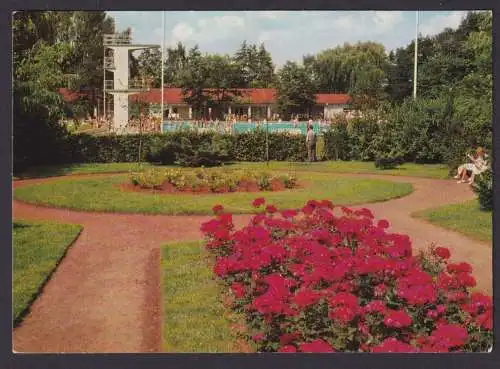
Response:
[[161, 121, 327, 135]]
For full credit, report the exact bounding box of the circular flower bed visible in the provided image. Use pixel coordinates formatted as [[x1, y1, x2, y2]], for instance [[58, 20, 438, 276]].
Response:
[[130, 168, 298, 194], [200, 199, 493, 353]]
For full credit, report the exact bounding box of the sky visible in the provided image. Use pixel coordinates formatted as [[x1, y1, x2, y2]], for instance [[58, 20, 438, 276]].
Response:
[[107, 11, 470, 65]]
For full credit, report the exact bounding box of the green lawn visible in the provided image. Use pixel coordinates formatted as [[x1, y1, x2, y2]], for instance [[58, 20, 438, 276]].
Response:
[[14, 171, 413, 215], [13, 220, 82, 324], [15, 160, 450, 180], [162, 241, 241, 352], [413, 199, 492, 242], [230, 161, 450, 179], [15, 162, 155, 179]]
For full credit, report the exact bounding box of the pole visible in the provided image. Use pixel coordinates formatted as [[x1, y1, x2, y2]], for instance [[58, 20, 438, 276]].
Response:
[[413, 11, 419, 99], [266, 119, 269, 166], [160, 11, 165, 133], [103, 42, 106, 120]]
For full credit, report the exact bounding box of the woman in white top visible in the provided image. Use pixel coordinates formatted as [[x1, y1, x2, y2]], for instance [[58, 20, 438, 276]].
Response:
[[454, 147, 489, 184]]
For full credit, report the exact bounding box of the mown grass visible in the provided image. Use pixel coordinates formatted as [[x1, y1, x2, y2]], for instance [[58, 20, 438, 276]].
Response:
[[14, 171, 413, 215], [413, 199, 492, 242], [230, 161, 450, 179], [15, 162, 156, 179], [161, 241, 241, 352], [16, 160, 450, 180], [13, 220, 82, 324]]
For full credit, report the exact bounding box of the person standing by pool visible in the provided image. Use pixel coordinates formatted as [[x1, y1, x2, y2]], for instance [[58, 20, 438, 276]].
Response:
[[306, 125, 316, 162]]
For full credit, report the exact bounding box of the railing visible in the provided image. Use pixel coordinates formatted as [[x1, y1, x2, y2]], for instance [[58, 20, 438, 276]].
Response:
[[104, 79, 151, 90], [103, 33, 132, 46], [104, 56, 115, 69], [129, 80, 149, 90], [104, 80, 114, 90]]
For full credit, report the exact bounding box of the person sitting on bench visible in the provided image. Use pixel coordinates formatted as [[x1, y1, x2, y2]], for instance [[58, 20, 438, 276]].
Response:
[[454, 147, 488, 184]]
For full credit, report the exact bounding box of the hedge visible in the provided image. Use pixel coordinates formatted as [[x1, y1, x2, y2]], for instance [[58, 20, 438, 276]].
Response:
[[49, 130, 310, 165]]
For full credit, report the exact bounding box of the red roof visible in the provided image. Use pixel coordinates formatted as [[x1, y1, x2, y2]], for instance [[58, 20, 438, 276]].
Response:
[[315, 93, 351, 105], [59, 87, 350, 105], [131, 88, 350, 105], [58, 88, 88, 103]]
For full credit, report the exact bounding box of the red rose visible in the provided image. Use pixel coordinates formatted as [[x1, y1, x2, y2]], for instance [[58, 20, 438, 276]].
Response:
[[384, 309, 413, 328], [252, 197, 266, 207], [281, 209, 298, 218], [278, 345, 297, 353], [265, 204, 278, 213], [299, 339, 335, 353], [371, 338, 419, 353], [212, 204, 224, 214], [252, 333, 265, 342], [377, 219, 390, 229], [231, 282, 246, 298], [433, 246, 451, 259]]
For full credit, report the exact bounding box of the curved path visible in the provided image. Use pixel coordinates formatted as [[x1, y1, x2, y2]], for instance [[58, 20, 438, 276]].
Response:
[[12, 173, 491, 353]]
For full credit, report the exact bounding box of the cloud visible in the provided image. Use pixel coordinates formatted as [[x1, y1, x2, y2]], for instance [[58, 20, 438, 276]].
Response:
[[253, 11, 285, 20], [171, 23, 195, 43], [420, 11, 467, 36], [168, 14, 245, 47], [372, 11, 404, 33]]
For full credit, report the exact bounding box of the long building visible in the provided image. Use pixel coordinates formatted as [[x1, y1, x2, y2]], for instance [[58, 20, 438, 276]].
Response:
[[130, 88, 351, 120]]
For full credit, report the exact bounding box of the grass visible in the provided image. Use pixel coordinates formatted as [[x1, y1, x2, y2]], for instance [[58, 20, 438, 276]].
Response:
[[162, 241, 241, 352], [15, 162, 155, 179], [230, 161, 450, 179], [14, 171, 413, 215], [13, 220, 82, 324], [15, 160, 450, 180], [413, 199, 492, 242]]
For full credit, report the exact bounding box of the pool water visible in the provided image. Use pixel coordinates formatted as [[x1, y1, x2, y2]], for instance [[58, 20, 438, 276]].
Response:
[[161, 121, 327, 135]]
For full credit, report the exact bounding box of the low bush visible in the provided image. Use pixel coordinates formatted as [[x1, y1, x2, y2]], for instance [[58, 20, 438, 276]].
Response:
[[130, 168, 298, 193], [472, 169, 492, 211], [374, 152, 405, 170], [201, 199, 492, 353]]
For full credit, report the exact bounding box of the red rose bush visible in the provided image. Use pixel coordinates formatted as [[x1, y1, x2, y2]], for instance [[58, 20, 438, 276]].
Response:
[[201, 199, 493, 353]]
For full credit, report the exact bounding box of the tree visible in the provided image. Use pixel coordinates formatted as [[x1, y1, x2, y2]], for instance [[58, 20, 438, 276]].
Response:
[[275, 61, 316, 119], [233, 41, 275, 88], [165, 42, 188, 87], [179, 48, 246, 119], [136, 48, 162, 88], [179, 46, 209, 118]]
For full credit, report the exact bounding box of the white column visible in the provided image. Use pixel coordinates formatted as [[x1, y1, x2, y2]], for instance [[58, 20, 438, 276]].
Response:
[[208, 107, 212, 118], [267, 105, 271, 119], [228, 106, 232, 115], [189, 106, 193, 119], [248, 106, 252, 118]]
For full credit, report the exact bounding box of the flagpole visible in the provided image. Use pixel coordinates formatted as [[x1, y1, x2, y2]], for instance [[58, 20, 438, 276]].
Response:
[[160, 11, 165, 133], [413, 11, 419, 99]]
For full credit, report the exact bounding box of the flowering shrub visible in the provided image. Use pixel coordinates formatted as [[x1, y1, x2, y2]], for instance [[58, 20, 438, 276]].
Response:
[[130, 168, 297, 193], [201, 199, 493, 353]]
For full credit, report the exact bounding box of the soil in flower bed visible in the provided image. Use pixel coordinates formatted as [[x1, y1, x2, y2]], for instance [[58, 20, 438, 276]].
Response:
[[120, 179, 306, 195]]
